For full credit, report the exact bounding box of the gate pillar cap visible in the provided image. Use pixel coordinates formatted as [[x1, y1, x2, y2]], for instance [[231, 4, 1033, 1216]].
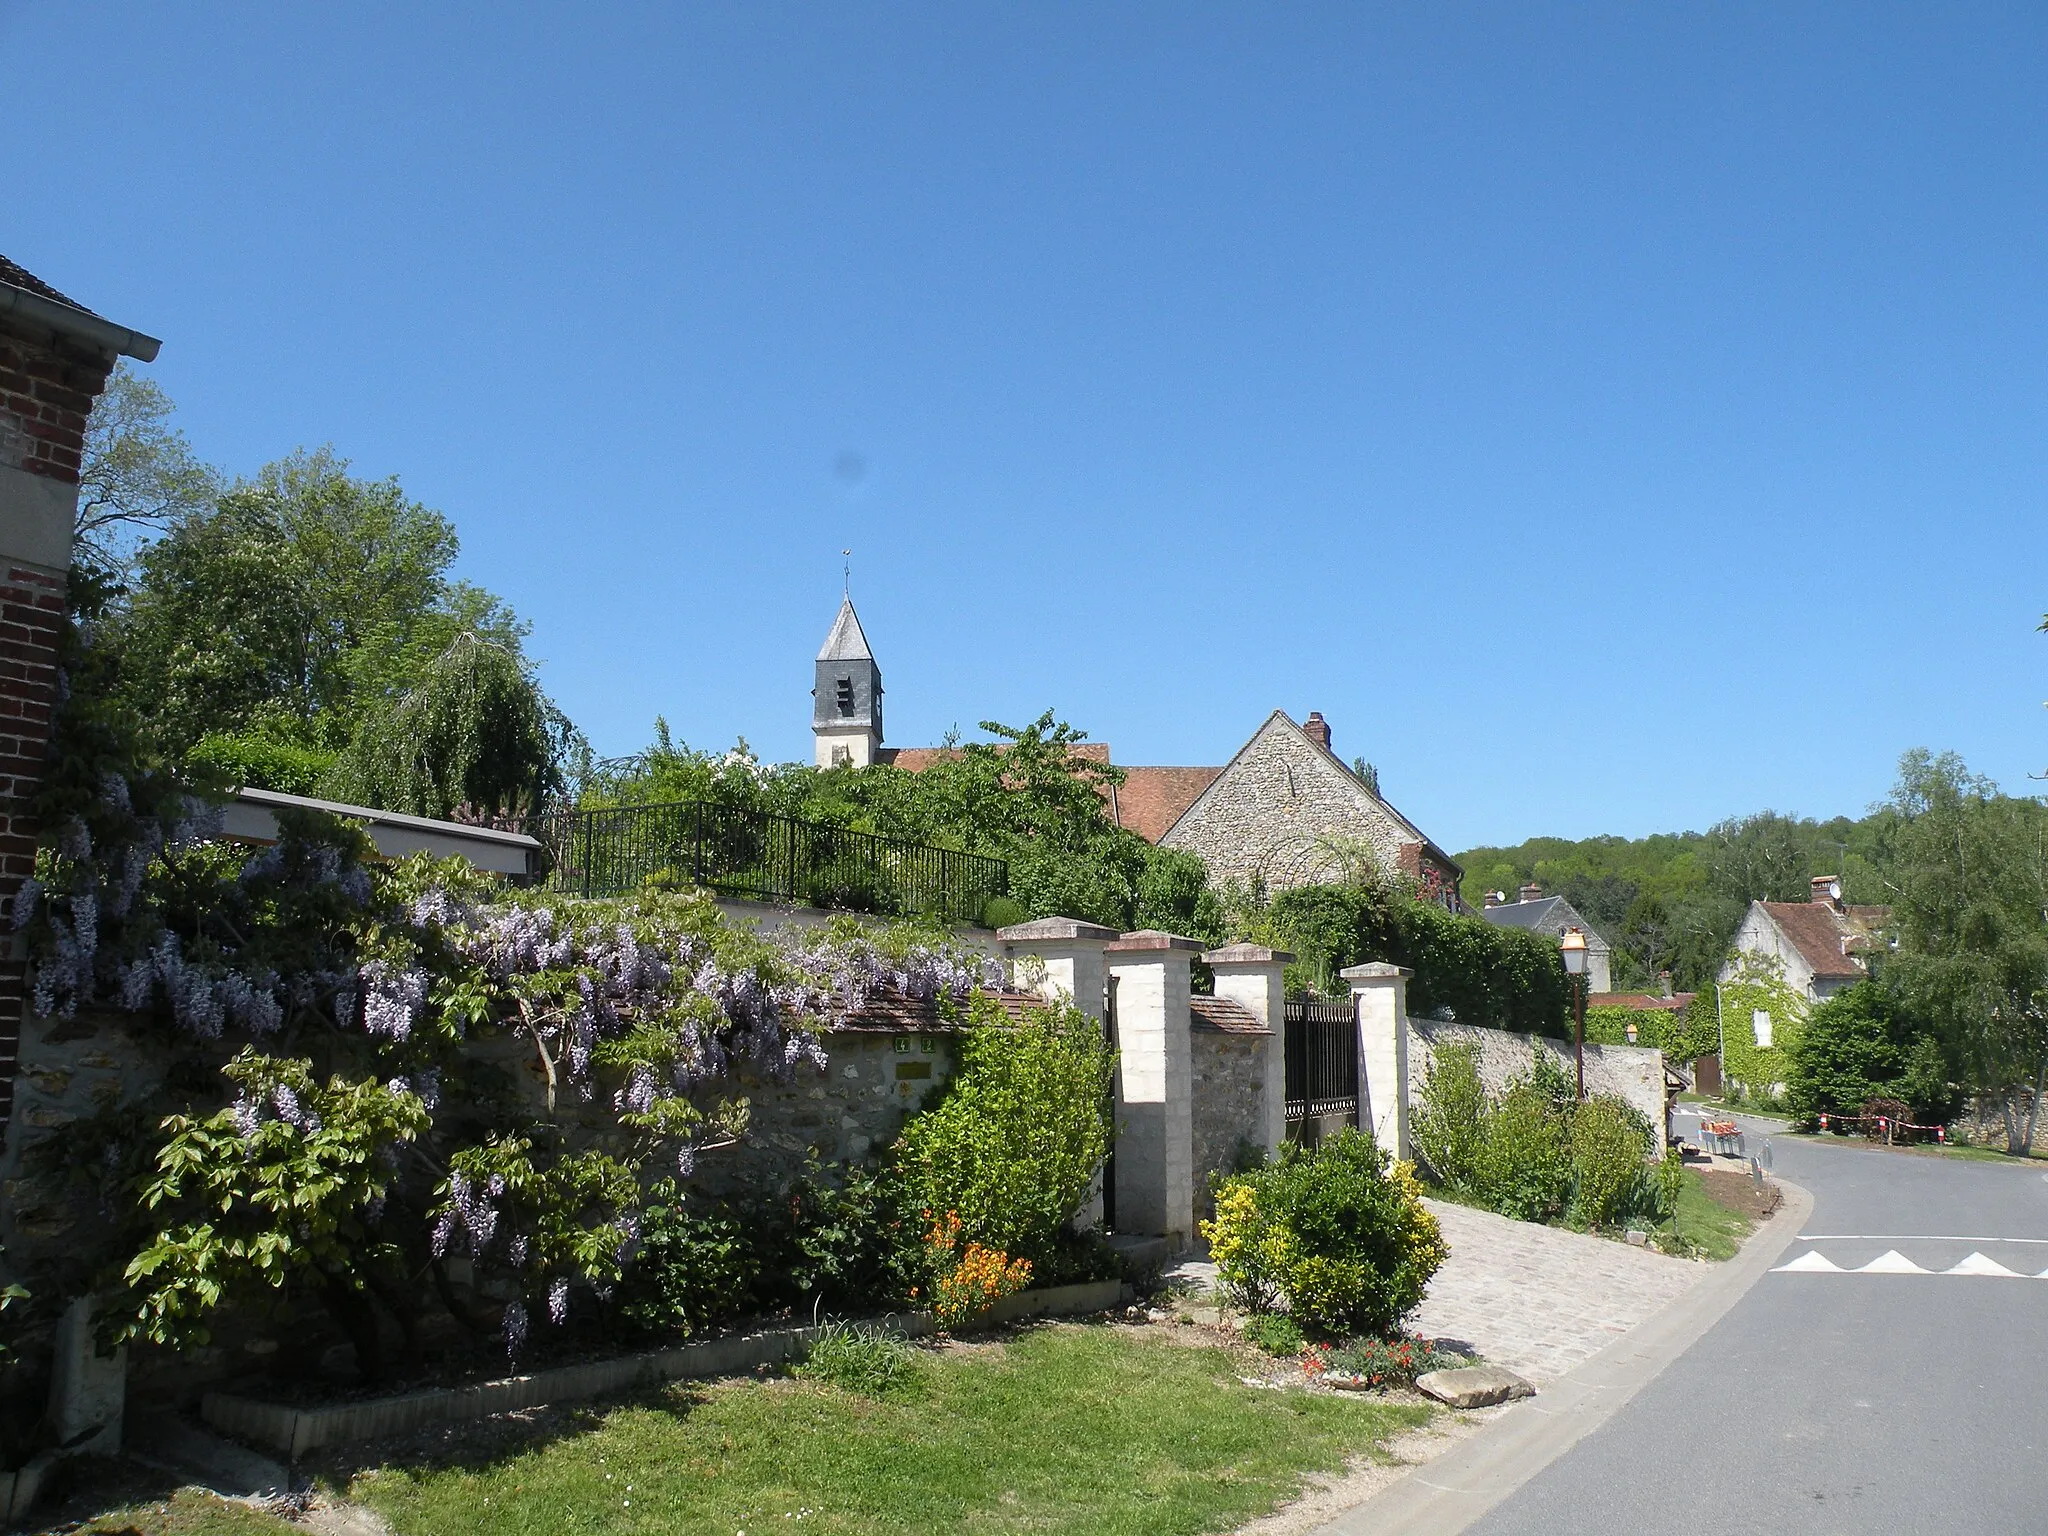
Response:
[[1340, 962, 1413, 982], [1106, 929, 1206, 953], [996, 917, 1118, 946], [1203, 943, 1295, 966]]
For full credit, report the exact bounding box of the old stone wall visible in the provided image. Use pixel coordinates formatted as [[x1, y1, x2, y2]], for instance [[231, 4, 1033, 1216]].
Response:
[[1161, 715, 1417, 894], [1189, 1030, 1264, 1220], [1407, 1020, 1667, 1151]]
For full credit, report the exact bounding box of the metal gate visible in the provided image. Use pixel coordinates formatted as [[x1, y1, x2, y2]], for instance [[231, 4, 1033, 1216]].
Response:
[[1284, 996, 1358, 1126]]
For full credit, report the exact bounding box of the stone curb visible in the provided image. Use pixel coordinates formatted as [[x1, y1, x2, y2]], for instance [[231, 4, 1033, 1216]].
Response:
[[201, 1278, 1122, 1460], [1310, 1178, 1815, 1536]]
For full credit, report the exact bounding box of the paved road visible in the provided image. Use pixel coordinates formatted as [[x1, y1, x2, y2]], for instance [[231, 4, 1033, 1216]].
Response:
[[1472, 1124, 2048, 1535]]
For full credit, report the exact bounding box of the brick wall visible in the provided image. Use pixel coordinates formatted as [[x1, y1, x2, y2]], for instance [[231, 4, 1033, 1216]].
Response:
[[0, 310, 114, 1133], [0, 566, 65, 1127], [0, 322, 104, 484]]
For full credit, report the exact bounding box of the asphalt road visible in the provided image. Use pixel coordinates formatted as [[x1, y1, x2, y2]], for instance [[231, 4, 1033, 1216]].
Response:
[[1470, 1122, 2048, 1535]]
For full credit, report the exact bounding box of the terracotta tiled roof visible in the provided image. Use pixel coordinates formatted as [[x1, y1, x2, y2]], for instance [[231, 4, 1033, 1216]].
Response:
[[836, 986, 1045, 1032], [1113, 766, 1222, 843], [1587, 992, 1694, 1013], [881, 742, 1111, 773], [0, 254, 96, 316], [1759, 902, 1870, 980], [1190, 995, 1269, 1034]]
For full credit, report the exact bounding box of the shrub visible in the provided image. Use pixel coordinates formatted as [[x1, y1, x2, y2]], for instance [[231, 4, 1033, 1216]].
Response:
[[1240, 1312, 1305, 1355], [1201, 1178, 1287, 1314], [1413, 1043, 1488, 1191], [754, 1162, 916, 1315], [895, 995, 1114, 1273], [1478, 1077, 1572, 1224], [1250, 1131, 1446, 1339], [1568, 1096, 1654, 1229], [920, 1212, 1032, 1328], [618, 1184, 761, 1338], [1324, 1332, 1466, 1388], [1655, 1147, 1684, 1220], [798, 1321, 920, 1398]]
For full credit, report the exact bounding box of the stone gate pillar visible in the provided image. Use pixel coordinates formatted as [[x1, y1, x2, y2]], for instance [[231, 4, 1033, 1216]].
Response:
[[1106, 930, 1202, 1245], [996, 916, 1117, 1020], [1342, 962, 1412, 1158]]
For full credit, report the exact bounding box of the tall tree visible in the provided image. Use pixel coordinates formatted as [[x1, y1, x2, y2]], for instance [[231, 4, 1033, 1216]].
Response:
[[74, 363, 220, 573], [1880, 750, 2048, 1152], [116, 448, 528, 758]]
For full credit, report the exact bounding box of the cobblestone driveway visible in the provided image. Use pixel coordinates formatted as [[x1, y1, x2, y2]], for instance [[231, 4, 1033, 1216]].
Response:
[[1408, 1199, 1707, 1384]]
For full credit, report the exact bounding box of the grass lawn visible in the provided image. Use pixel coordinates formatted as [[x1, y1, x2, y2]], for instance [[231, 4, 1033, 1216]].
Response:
[[1665, 1168, 1755, 1261], [338, 1322, 1428, 1536], [26, 1485, 298, 1536]]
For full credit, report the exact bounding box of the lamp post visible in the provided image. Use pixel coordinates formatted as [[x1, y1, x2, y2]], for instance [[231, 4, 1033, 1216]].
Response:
[[1560, 927, 1589, 1101]]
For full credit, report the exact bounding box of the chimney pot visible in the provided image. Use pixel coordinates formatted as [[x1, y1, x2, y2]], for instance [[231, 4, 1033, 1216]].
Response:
[[1518, 882, 1543, 904], [1658, 969, 1673, 999], [1303, 712, 1331, 751]]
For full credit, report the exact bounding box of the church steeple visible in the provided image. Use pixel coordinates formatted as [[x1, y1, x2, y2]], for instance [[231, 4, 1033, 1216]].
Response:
[[812, 595, 883, 768]]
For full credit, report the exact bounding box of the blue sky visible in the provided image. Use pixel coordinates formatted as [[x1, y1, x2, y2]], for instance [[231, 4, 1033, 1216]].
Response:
[[10, 3, 2048, 850]]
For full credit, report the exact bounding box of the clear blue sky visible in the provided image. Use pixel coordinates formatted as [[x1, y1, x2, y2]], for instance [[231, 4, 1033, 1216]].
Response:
[[11, 3, 2048, 851]]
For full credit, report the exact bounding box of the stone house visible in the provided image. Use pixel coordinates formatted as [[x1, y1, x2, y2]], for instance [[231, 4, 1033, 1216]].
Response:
[[1722, 875, 1892, 1003], [0, 256, 159, 1135], [1478, 883, 1613, 992], [1117, 711, 1463, 906]]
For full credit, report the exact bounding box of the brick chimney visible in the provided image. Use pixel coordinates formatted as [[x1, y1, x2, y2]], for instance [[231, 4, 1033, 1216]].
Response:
[[1303, 711, 1331, 751], [1658, 970, 1674, 999], [1810, 874, 1842, 912], [1483, 890, 1504, 908], [1519, 881, 1543, 904]]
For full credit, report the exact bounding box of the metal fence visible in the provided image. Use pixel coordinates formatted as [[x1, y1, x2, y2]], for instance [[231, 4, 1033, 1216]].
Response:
[[1283, 995, 1358, 1124], [525, 800, 1009, 925]]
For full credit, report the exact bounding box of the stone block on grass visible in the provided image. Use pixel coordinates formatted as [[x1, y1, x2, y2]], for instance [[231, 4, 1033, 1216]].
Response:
[[1414, 1365, 1535, 1409]]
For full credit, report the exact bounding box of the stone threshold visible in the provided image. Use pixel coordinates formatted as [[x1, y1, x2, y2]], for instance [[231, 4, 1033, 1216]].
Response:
[[202, 1278, 1125, 1460]]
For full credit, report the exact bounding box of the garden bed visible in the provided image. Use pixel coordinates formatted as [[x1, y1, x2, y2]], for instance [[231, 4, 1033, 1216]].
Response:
[[201, 1279, 1123, 1459]]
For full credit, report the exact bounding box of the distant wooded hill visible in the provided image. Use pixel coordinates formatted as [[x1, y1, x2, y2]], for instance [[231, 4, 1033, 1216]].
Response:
[[1455, 809, 1898, 992]]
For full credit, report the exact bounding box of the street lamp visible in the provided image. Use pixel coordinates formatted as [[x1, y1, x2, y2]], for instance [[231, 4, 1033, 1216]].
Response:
[[1560, 927, 1589, 1100]]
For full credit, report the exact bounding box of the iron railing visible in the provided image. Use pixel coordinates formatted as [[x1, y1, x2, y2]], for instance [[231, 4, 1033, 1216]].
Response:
[[525, 800, 1008, 925], [1284, 995, 1359, 1124]]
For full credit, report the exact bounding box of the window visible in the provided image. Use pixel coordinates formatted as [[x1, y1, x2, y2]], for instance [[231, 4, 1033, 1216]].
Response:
[[836, 676, 855, 716]]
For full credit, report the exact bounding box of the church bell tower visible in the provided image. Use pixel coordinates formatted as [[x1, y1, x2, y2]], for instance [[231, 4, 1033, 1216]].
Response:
[[812, 595, 883, 768]]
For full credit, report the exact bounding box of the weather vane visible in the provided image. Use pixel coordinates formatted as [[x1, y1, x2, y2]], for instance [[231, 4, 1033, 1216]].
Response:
[[842, 549, 851, 596]]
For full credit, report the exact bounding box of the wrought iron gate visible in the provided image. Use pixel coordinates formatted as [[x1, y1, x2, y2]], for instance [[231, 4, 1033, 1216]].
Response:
[[1283, 996, 1358, 1126]]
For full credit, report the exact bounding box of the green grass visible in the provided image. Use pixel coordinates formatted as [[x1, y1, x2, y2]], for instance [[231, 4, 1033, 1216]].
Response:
[[27, 1487, 299, 1536], [342, 1323, 1429, 1536], [1666, 1169, 1753, 1261]]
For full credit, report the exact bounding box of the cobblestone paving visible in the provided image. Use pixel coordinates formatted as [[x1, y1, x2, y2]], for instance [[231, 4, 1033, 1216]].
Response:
[[1408, 1198, 1707, 1384]]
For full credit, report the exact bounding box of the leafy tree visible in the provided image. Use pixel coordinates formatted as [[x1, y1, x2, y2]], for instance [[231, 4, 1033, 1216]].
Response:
[[116, 448, 529, 756], [1878, 750, 2048, 1152], [1785, 980, 1954, 1126], [75, 363, 220, 573], [323, 632, 580, 822]]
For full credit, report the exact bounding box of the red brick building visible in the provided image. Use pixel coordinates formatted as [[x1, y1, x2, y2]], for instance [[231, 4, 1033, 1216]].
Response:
[[0, 256, 160, 1131]]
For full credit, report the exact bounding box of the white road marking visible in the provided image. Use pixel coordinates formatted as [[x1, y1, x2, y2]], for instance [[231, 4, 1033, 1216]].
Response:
[[1857, 1250, 1928, 1274], [1799, 1234, 2048, 1244], [1774, 1251, 1844, 1273], [1945, 1252, 2025, 1277]]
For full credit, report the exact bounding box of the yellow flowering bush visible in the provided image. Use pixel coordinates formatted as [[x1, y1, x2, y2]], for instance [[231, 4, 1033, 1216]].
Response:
[[1203, 1131, 1446, 1339]]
